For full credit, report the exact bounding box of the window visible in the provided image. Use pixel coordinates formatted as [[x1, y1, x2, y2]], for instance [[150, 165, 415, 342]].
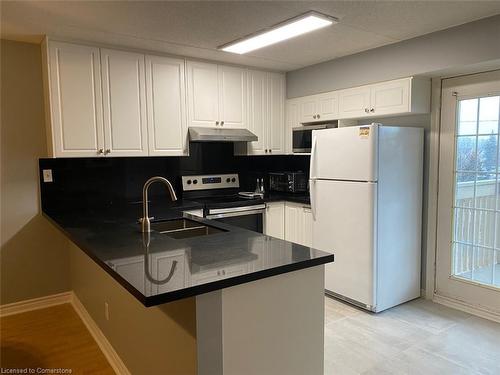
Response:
[[453, 95, 500, 287]]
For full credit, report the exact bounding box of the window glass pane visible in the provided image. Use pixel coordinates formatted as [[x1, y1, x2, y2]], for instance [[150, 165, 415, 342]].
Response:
[[471, 248, 495, 286], [474, 211, 495, 248], [478, 96, 499, 134], [477, 135, 498, 173], [456, 137, 477, 171], [454, 208, 474, 243], [453, 243, 473, 279], [458, 98, 478, 135], [455, 173, 475, 207], [475, 173, 497, 209], [453, 96, 500, 289]]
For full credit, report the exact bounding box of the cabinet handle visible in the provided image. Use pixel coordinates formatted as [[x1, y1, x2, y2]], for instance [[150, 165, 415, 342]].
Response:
[[269, 149, 272, 153], [97, 149, 104, 155], [317, 114, 320, 119], [104, 149, 111, 155], [364, 108, 369, 113], [313, 115, 317, 119], [370, 108, 375, 113], [221, 121, 224, 126], [216, 121, 219, 126]]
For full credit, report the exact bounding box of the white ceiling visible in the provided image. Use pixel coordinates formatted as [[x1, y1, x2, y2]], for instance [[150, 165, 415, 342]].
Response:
[[2, 1, 500, 72]]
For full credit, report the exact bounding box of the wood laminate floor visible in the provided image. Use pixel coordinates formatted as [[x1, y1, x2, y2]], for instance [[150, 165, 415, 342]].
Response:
[[1, 303, 115, 374], [324, 296, 500, 375]]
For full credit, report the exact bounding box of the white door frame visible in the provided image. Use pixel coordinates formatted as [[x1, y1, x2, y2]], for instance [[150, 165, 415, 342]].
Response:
[[429, 70, 500, 321]]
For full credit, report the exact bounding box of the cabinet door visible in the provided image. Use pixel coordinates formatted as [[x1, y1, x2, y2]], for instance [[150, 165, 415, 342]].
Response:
[[145, 55, 188, 156], [101, 49, 148, 156], [317, 91, 339, 121], [186, 61, 219, 127], [151, 253, 186, 293], [302, 206, 313, 247], [218, 65, 247, 128], [299, 96, 318, 123], [370, 78, 410, 116], [267, 72, 285, 154], [246, 70, 267, 155], [264, 202, 285, 239], [48, 42, 104, 157], [338, 86, 371, 119], [284, 203, 300, 244], [285, 99, 299, 154]]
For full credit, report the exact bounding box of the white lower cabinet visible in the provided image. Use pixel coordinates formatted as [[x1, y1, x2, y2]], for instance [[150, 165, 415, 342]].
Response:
[[264, 201, 312, 247], [264, 202, 285, 239], [284, 202, 313, 247]]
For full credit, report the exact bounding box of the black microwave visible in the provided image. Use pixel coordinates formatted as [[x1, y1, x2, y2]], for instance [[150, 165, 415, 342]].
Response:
[[292, 124, 335, 153]]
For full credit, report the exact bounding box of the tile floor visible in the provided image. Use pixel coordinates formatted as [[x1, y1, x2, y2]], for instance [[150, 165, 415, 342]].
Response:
[[324, 296, 500, 375]]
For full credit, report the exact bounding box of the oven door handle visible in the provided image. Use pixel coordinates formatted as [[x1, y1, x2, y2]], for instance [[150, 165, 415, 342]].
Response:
[[206, 208, 265, 219]]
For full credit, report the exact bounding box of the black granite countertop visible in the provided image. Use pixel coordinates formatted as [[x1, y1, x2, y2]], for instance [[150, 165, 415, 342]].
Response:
[[44, 196, 332, 307]]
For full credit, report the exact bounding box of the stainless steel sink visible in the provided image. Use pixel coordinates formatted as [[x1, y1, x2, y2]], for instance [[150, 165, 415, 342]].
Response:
[[149, 219, 226, 239]]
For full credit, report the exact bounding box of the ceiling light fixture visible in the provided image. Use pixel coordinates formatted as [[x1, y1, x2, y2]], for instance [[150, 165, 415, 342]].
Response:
[[219, 11, 337, 55]]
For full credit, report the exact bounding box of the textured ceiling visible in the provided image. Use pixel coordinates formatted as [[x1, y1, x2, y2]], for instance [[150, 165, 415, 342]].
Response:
[[1, 1, 500, 72]]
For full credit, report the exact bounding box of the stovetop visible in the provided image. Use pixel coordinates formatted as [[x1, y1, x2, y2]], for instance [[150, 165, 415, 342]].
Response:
[[182, 173, 265, 210]]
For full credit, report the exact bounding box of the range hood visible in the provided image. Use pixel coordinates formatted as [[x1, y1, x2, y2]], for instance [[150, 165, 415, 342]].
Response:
[[189, 127, 258, 142]]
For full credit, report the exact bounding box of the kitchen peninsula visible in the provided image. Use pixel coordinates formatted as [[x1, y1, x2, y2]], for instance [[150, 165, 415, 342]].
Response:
[[40, 158, 334, 375]]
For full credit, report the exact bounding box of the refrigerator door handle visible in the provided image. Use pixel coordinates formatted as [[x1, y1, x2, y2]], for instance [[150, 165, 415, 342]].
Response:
[[310, 179, 316, 221], [310, 134, 318, 179]]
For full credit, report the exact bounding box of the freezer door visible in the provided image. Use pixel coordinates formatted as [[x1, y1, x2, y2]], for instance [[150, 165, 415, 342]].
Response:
[[310, 124, 378, 181], [311, 179, 377, 308]]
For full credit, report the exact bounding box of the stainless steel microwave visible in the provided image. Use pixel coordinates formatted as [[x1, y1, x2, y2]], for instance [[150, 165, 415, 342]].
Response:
[[292, 124, 334, 153]]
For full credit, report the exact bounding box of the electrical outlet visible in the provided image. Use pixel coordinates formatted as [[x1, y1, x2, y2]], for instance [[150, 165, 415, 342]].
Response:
[[42, 169, 53, 183], [104, 302, 110, 321]]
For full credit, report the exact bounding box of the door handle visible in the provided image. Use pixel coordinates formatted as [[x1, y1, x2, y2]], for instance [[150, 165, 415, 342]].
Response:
[[310, 179, 316, 221], [310, 134, 318, 179]]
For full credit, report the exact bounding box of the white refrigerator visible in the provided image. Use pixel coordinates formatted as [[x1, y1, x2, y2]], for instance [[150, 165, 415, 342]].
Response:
[[310, 124, 423, 312]]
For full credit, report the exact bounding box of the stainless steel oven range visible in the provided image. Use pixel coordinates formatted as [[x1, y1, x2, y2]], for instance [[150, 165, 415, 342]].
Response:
[[181, 174, 265, 233]]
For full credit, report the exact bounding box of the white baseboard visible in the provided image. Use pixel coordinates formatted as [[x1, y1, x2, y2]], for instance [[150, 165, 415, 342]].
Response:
[[433, 293, 500, 324], [0, 291, 130, 375], [0, 292, 72, 317], [71, 292, 131, 375]]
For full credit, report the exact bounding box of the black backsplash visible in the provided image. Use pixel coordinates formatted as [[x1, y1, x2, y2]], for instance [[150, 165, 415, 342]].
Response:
[[39, 142, 309, 213]]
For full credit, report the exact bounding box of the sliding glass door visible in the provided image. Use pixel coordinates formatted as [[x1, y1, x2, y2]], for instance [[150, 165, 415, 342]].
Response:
[[436, 70, 500, 312]]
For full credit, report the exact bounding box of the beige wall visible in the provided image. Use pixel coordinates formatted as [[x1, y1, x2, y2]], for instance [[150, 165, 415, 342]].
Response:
[[70, 243, 197, 374], [0, 39, 70, 304]]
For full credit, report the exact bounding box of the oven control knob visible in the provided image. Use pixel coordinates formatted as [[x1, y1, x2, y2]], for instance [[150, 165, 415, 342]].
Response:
[[193, 179, 198, 184], [231, 178, 236, 182], [226, 178, 231, 183], [187, 179, 192, 185]]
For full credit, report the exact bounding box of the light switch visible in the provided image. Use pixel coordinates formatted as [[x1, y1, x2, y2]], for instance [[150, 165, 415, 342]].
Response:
[[42, 169, 53, 183]]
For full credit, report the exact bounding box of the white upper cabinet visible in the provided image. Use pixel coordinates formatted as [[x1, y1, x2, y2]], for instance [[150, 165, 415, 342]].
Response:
[[293, 77, 430, 124], [46, 41, 105, 157], [186, 61, 219, 127], [317, 91, 339, 121], [299, 91, 339, 123], [338, 86, 372, 119], [299, 96, 319, 123], [338, 77, 430, 119], [237, 71, 285, 156], [101, 49, 148, 156], [218, 65, 247, 128], [285, 99, 299, 154], [246, 70, 268, 155], [145, 55, 188, 156], [186, 61, 247, 129], [267, 72, 285, 154]]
